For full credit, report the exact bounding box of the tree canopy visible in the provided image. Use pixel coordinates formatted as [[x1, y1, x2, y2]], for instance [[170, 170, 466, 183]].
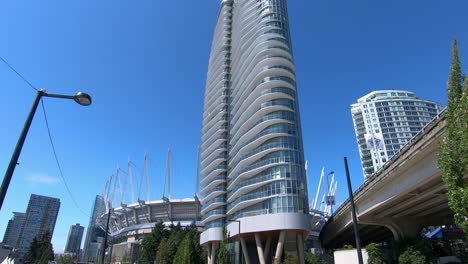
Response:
[[438, 38, 468, 234], [24, 232, 54, 264]]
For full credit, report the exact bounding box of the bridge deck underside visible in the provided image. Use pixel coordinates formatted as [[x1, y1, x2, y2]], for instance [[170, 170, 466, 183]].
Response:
[[320, 116, 466, 250], [327, 224, 394, 249]]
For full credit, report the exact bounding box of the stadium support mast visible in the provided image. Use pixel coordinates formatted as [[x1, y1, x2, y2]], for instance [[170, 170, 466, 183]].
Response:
[[128, 157, 135, 204], [313, 167, 325, 210], [144, 152, 150, 203], [166, 145, 172, 200]]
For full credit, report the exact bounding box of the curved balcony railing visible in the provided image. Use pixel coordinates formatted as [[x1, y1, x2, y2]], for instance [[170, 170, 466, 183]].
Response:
[[228, 186, 304, 212], [200, 176, 226, 195], [231, 208, 269, 219], [200, 168, 226, 186], [201, 164, 226, 179], [229, 123, 296, 160], [201, 145, 227, 166], [231, 152, 299, 180], [231, 98, 294, 137], [205, 220, 224, 229], [202, 184, 226, 199], [228, 141, 298, 178], [231, 63, 295, 109], [202, 209, 226, 220], [228, 167, 292, 195], [201, 197, 226, 211], [231, 110, 296, 144], [201, 126, 228, 151], [201, 154, 227, 175]]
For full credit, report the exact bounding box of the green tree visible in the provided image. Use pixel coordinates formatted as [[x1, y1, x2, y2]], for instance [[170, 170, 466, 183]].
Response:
[[305, 252, 326, 264], [398, 247, 426, 264], [366, 243, 384, 264], [173, 234, 195, 264], [155, 236, 177, 264], [24, 232, 54, 264], [282, 254, 298, 264], [56, 255, 73, 264], [137, 221, 168, 264], [217, 225, 229, 264], [438, 38, 468, 234]]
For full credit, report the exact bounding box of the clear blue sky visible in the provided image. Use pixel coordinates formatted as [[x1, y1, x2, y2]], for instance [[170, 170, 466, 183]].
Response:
[[0, 0, 467, 253]]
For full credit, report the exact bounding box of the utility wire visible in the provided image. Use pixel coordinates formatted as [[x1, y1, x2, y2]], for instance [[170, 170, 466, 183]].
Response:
[[41, 99, 89, 218], [1, 55, 90, 217], [0, 56, 38, 91]]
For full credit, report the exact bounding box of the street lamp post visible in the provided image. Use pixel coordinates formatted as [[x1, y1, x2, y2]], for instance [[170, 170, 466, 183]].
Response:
[[229, 220, 241, 264], [0, 88, 92, 211]]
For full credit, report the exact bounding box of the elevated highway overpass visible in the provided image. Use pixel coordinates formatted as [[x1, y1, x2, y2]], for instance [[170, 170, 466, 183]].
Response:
[[320, 111, 467, 249]]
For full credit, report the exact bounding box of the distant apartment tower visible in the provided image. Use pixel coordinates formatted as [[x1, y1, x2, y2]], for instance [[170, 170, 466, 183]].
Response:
[[83, 195, 106, 261], [199, 0, 309, 263], [65, 223, 84, 255], [16, 194, 60, 258], [2, 212, 25, 247], [351, 90, 443, 179]]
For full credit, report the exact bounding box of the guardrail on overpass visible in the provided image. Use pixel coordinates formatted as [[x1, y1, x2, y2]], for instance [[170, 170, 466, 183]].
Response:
[[319, 110, 465, 249]]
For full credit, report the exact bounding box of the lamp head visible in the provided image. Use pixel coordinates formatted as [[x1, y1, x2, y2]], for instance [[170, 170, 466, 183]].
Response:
[[73, 92, 92, 106]]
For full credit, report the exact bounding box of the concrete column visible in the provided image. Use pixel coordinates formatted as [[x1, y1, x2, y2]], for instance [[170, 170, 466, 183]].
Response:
[[263, 236, 272, 260], [211, 243, 217, 264], [133, 210, 139, 224], [297, 233, 305, 264], [255, 233, 266, 264], [124, 212, 129, 227], [274, 230, 286, 264], [207, 243, 212, 264], [240, 237, 250, 264]]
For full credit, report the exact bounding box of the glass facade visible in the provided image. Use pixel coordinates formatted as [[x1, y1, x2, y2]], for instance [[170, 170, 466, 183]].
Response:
[[2, 212, 25, 247], [200, 0, 308, 242], [65, 223, 85, 255], [16, 194, 60, 259], [351, 90, 443, 179], [83, 195, 106, 261]]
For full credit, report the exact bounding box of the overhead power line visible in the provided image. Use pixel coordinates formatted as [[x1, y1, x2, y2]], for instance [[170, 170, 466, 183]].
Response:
[[40, 100, 90, 218], [0, 56, 38, 91], [1, 54, 90, 217]]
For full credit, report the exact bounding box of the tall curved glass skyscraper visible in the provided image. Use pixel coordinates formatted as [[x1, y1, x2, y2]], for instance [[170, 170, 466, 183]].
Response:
[[199, 0, 309, 263]]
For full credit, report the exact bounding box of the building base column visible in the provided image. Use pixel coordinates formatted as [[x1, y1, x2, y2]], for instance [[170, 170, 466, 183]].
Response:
[[297, 233, 305, 264], [274, 230, 286, 264], [207, 243, 212, 264], [240, 237, 250, 264], [255, 233, 266, 264], [210, 242, 217, 264], [264, 235, 272, 260]]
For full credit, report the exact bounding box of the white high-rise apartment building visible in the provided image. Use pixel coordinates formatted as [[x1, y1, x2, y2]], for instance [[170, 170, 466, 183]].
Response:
[[199, 0, 309, 263], [351, 90, 443, 179]]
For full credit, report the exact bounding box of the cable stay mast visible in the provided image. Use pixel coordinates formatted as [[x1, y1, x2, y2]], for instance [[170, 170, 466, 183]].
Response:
[[111, 172, 118, 209], [144, 152, 150, 203], [128, 157, 135, 204], [117, 165, 126, 206], [166, 145, 172, 200], [313, 167, 325, 210]]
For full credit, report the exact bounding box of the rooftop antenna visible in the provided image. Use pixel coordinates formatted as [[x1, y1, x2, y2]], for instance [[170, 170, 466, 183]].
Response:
[[128, 157, 135, 204], [166, 145, 172, 199], [313, 167, 325, 210], [144, 152, 150, 202]]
